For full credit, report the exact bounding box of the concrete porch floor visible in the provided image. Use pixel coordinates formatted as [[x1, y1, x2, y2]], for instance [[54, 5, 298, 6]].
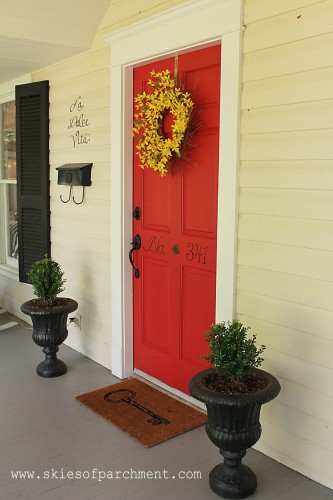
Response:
[[0, 311, 332, 500]]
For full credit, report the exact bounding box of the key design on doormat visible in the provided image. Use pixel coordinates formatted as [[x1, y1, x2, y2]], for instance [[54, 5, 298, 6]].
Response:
[[104, 388, 170, 426]]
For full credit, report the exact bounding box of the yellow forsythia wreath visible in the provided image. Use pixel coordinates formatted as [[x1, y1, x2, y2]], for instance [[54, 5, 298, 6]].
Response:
[[133, 69, 194, 177]]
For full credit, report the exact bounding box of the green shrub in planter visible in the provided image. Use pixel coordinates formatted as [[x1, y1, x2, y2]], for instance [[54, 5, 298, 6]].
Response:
[[189, 320, 280, 499], [202, 320, 266, 382], [27, 254, 66, 304], [21, 254, 77, 377]]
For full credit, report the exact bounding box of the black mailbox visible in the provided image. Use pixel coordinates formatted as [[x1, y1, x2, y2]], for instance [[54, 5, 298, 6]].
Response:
[[56, 163, 92, 186]]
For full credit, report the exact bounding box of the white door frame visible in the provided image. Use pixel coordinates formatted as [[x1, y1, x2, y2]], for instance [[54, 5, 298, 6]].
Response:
[[106, 0, 243, 380]]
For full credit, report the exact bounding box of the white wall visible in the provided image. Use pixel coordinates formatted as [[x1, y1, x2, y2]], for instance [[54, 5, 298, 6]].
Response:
[[30, 43, 111, 366], [239, 0, 333, 489]]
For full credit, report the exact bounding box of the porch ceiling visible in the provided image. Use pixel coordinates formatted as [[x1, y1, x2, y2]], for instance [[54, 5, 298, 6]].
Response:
[[0, 0, 110, 85]]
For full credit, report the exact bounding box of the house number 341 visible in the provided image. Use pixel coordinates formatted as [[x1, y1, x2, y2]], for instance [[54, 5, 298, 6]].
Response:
[[186, 243, 208, 265]]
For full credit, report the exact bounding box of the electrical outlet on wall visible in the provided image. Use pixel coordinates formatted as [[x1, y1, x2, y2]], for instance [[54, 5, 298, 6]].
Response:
[[69, 314, 81, 330]]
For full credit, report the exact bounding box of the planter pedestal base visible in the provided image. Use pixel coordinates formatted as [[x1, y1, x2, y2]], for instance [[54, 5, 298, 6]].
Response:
[[209, 450, 256, 499], [37, 347, 67, 378]]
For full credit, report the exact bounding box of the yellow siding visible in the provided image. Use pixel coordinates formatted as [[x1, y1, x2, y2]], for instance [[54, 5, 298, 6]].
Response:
[[244, 0, 319, 23], [243, 32, 333, 82], [240, 160, 333, 189], [241, 100, 333, 134], [240, 188, 333, 220], [244, 1, 333, 52], [243, 67, 333, 108], [238, 240, 333, 281], [240, 0, 333, 489]]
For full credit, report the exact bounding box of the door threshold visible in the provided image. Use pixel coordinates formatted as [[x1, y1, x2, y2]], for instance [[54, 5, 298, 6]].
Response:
[[133, 369, 206, 412]]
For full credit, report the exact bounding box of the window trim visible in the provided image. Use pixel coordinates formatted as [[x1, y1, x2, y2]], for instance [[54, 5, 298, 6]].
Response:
[[3, 181, 18, 267], [0, 74, 31, 279], [0, 98, 18, 269]]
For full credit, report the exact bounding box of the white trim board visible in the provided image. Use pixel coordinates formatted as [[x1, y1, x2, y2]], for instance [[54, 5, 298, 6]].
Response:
[[0, 309, 18, 330], [0, 322, 18, 331], [106, 0, 243, 379]]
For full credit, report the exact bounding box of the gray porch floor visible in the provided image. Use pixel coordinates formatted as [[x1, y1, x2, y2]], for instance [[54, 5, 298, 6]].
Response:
[[0, 312, 332, 500]]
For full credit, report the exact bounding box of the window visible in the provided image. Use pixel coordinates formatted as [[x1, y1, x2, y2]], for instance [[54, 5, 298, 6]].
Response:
[[0, 100, 18, 268], [0, 80, 50, 280]]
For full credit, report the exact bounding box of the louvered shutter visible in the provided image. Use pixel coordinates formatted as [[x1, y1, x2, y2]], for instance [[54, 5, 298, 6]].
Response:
[[16, 81, 50, 283]]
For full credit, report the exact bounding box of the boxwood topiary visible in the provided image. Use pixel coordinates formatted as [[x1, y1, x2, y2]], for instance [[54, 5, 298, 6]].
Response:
[[27, 254, 66, 304], [202, 320, 266, 382]]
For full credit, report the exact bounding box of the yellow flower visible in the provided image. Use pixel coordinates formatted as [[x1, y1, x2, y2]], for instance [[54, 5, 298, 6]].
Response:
[[133, 69, 194, 176]]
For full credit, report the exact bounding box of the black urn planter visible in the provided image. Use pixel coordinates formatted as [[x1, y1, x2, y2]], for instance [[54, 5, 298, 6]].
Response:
[[189, 368, 281, 499], [21, 298, 78, 378]]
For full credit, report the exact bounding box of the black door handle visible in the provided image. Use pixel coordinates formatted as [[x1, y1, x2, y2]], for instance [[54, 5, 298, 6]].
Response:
[[129, 234, 141, 278]]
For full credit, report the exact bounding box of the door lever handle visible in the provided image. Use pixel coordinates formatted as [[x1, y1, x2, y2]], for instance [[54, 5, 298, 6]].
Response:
[[129, 234, 141, 278]]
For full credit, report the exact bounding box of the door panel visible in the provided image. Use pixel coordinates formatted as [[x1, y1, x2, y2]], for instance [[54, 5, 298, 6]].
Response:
[[180, 266, 216, 365], [142, 258, 170, 352], [143, 172, 172, 231], [133, 44, 221, 394], [183, 134, 219, 238]]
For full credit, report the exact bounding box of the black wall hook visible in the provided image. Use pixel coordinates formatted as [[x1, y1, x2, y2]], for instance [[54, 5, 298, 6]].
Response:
[[60, 185, 73, 203], [73, 187, 85, 205], [59, 185, 86, 204]]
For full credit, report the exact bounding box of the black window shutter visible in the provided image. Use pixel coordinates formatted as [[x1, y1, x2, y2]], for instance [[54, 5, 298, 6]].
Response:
[[16, 81, 50, 283]]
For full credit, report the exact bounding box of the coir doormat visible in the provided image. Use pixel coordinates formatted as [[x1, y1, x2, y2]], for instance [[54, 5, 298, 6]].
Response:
[[76, 378, 207, 448]]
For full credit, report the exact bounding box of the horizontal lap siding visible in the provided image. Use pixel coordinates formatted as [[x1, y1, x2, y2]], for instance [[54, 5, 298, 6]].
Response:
[[240, 160, 333, 189], [33, 47, 111, 368], [244, 0, 333, 52], [243, 0, 321, 24], [243, 32, 333, 82], [243, 67, 333, 108], [240, 0, 333, 489], [240, 188, 333, 220]]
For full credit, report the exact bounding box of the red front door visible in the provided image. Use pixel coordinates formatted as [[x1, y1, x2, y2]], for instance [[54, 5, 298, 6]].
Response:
[[133, 44, 221, 394]]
